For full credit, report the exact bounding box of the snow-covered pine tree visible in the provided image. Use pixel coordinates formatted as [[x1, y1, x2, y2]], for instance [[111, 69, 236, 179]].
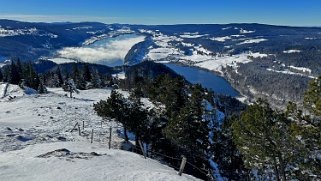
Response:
[[90, 69, 102, 88], [38, 76, 47, 94], [63, 78, 79, 98]]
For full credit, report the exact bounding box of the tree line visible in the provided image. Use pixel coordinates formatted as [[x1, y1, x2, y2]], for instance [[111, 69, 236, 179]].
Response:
[[95, 72, 321, 180], [0, 59, 116, 95]]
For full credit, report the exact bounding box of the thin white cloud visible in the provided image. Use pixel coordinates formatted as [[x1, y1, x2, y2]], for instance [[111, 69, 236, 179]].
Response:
[[57, 36, 145, 66]]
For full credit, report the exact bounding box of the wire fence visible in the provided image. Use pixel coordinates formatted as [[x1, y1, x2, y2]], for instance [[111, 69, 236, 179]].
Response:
[[129, 139, 213, 180], [69, 120, 215, 180]]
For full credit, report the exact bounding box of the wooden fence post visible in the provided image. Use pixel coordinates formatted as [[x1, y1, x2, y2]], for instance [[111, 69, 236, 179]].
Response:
[[91, 129, 94, 143], [78, 124, 81, 136], [108, 127, 112, 149], [138, 140, 146, 159], [178, 156, 187, 176], [71, 122, 78, 132]]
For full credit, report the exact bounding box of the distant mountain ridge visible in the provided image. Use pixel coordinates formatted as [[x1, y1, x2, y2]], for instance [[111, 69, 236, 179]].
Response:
[[1, 19, 321, 108], [0, 19, 110, 60]]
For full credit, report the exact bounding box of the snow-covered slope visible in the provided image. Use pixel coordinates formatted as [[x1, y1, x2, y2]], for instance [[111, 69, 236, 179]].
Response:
[[0, 142, 199, 181], [0, 86, 199, 180], [141, 30, 269, 74]]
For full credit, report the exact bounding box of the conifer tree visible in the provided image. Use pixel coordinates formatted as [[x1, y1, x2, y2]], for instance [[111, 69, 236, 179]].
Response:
[[62, 78, 79, 98], [71, 63, 86, 90], [82, 64, 91, 82], [94, 90, 130, 141], [38, 76, 47, 94], [24, 62, 39, 90], [304, 76, 321, 116], [90, 69, 102, 88], [127, 94, 149, 146], [15, 58, 23, 77], [0, 69, 3, 82], [232, 99, 306, 181], [165, 84, 209, 154], [8, 61, 21, 85], [55, 66, 63, 87]]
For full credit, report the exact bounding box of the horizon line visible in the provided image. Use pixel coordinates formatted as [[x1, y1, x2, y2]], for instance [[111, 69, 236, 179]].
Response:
[[0, 15, 320, 28]]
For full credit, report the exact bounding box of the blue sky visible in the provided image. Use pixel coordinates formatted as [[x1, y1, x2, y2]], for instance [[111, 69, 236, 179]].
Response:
[[0, 0, 320, 26]]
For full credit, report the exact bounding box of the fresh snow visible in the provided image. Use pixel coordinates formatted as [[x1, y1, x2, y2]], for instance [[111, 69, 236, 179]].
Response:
[[203, 100, 225, 181], [288, 65, 312, 73], [283, 49, 301, 53], [72, 26, 93, 30], [180, 34, 205, 39], [0, 86, 199, 180], [248, 52, 268, 58], [0, 27, 37, 37], [82, 34, 110, 46], [240, 29, 255, 34], [147, 47, 182, 60], [222, 27, 232, 30], [305, 37, 317, 40], [0, 27, 57, 38], [144, 29, 270, 75], [266, 68, 315, 78], [144, 28, 268, 74], [210, 36, 231, 42], [238, 38, 267, 45], [195, 53, 253, 74], [112, 71, 126, 80], [0, 142, 199, 181], [210, 35, 244, 42]]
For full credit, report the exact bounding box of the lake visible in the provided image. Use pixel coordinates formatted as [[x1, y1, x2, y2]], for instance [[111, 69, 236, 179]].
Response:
[[53, 34, 239, 97], [54, 34, 145, 67], [165, 64, 239, 97]]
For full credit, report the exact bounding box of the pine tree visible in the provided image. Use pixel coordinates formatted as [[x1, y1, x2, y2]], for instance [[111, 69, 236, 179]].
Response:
[[213, 116, 248, 180], [24, 62, 40, 90], [8, 61, 21, 85], [127, 95, 148, 147], [62, 78, 79, 98], [148, 74, 187, 117], [51, 74, 61, 87], [15, 58, 23, 77], [304, 76, 321, 116], [90, 69, 102, 88], [292, 76, 321, 179], [94, 90, 130, 141], [82, 64, 91, 82], [38, 76, 47, 94], [71, 63, 80, 81], [232, 99, 306, 181], [0, 69, 3, 82], [55, 66, 63, 87], [71, 63, 86, 90], [165, 84, 209, 154]]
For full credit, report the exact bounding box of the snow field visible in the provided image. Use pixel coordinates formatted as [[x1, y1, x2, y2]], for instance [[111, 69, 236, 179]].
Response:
[[0, 86, 199, 180]]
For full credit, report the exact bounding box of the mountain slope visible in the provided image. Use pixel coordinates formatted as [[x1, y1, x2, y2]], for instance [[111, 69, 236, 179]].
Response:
[[0, 142, 199, 181], [0, 85, 199, 180]]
